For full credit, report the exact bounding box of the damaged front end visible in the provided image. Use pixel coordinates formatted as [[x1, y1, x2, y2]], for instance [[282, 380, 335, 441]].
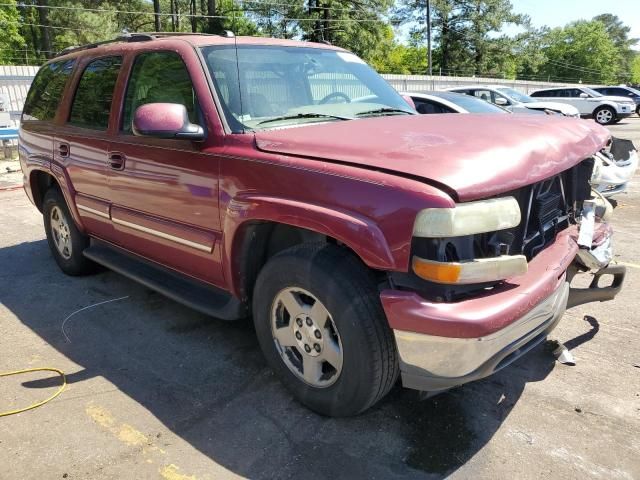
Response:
[[591, 137, 639, 197], [382, 154, 627, 393]]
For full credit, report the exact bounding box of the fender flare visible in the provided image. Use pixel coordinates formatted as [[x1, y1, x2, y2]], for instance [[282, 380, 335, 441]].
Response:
[[222, 194, 399, 296]]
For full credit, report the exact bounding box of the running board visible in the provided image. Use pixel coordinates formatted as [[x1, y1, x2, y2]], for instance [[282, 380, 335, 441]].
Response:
[[83, 241, 247, 320]]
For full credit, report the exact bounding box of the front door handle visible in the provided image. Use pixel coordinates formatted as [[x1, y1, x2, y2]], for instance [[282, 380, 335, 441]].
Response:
[[108, 152, 126, 170], [58, 142, 70, 158]]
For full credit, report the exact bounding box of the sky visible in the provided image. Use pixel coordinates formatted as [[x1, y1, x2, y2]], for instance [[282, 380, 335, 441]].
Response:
[[508, 0, 640, 47]]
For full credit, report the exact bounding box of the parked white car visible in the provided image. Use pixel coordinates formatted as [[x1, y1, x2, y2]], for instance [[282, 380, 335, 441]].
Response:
[[447, 85, 580, 117], [402, 91, 510, 114], [530, 86, 635, 125], [591, 137, 639, 197]]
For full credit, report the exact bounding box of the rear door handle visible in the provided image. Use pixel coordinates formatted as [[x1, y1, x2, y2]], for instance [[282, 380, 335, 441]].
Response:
[[58, 142, 70, 158], [108, 152, 126, 170]]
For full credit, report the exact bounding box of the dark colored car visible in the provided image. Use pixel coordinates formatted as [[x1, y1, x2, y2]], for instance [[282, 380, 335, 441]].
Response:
[[593, 86, 640, 116], [19, 33, 625, 416]]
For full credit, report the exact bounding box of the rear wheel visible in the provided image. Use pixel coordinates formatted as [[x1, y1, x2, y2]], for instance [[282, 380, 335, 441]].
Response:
[[43, 188, 94, 275], [252, 243, 399, 416], [594, 106, 616, 125], [636, 105, 640, 117]]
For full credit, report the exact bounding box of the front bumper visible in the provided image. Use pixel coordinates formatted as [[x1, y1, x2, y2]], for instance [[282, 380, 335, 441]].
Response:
[[382, 224, 625, 392]]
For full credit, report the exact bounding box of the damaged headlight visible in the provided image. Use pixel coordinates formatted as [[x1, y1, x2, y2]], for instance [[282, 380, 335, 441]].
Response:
[[413, 197, 521, 237]]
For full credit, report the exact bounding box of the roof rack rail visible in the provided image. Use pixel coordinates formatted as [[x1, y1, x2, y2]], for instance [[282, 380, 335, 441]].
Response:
[[54, 31, 235, 57], [54, 33, 154, 57]]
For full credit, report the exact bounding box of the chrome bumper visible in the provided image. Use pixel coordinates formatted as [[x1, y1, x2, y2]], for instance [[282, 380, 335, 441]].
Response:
[[394, 282, 570, 392]]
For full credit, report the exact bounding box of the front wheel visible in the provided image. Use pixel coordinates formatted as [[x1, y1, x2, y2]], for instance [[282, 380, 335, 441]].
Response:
[[594, 106, 616, 125], [252, 243, 399, 417]]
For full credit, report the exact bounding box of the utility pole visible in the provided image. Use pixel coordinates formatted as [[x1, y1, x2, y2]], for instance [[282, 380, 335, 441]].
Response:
[[153, 0, 161, 31], [426, 0, 432, 77]]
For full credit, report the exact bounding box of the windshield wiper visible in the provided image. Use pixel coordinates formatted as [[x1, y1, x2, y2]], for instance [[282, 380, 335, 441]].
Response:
[[256, 112, 352, 126], [355, 107, 414, 117]]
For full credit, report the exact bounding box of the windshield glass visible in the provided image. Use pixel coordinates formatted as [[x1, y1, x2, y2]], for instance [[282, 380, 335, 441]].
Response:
[[200, 45, 415, 132], [432, 92, 507, 113], [496, 87, 534, 103], [582, 87, 603, 97]]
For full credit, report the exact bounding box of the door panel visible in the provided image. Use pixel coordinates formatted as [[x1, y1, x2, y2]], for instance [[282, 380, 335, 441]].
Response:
[[108, 50, 223, 287]]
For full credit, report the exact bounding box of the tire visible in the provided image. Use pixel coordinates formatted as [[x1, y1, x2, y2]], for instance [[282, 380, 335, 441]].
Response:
[[636, 105, 640, 117], [252, 243, 399, 417], [43, 187, 94, 276], [593, 106, 616, 125]]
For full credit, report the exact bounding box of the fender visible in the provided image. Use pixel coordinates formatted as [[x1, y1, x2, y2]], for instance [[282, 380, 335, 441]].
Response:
[[28, 159, 87, 234], [222, 194, 398, 296], [595, 100, 620, 113]]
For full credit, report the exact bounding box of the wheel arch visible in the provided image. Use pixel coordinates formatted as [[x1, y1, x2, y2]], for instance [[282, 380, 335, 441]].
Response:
[[223, 195, 397, 302]]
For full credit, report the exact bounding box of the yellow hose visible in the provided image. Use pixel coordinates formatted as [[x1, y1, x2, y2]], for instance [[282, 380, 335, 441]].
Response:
[[0, 368, 66, 417]]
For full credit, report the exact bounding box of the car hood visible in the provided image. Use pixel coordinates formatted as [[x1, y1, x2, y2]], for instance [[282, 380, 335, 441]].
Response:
[[522, 101, 579, 115], [254, 114, 610, 201]]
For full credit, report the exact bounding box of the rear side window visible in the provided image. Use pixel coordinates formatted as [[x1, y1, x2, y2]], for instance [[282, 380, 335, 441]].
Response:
[[22, 60, 75, 121], [122, 51, 197, 133], [531, 90, 551, 98], [69, 56, 122, 130]]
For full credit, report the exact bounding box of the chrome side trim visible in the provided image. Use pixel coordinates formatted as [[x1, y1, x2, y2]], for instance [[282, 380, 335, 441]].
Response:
[[112, 217, 212, 253], [77, 204, 110, 219], [394, 282, 570, 390]]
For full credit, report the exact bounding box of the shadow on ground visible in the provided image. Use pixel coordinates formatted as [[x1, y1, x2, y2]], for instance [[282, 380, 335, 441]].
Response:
[[0, 240, 598, 479]]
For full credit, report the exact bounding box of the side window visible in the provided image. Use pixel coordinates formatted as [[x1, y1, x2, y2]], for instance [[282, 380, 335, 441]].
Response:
[[22, 60, 75, 121], [122, 51, 197, 133], [566, 89, 583, 98], [69, 56, 122, 130], [472, 90, 492, 102]]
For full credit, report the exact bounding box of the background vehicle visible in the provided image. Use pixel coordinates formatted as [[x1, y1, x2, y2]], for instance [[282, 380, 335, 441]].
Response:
[[19, 33, 625, 417], [402, 91, 509, 114], [593, 85, 640, 116], [530, 86, 635, 125], [447, 85, 579, 117]]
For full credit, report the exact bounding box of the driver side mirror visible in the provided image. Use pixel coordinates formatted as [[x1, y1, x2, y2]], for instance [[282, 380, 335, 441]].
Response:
[[494, 97, 509, 106], [579, 93, 589, 99], [132, 103, 205, 141]]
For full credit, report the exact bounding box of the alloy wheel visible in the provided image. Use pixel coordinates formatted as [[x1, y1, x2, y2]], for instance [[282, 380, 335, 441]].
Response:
[[270, 287, 343, 388], [50, 206, 73, 260]]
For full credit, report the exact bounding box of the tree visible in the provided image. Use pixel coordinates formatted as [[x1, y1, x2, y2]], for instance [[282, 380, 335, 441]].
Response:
[[593, 14, 638, 81], [631, 55, 640, 85], [394, 0, 528, 76], [539, 20, 621, 84], [0, 0, 25, 64]]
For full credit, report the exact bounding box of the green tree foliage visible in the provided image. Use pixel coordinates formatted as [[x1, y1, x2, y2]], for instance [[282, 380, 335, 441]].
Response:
[[593, 14, 638, 81], [394, 0, 528, 76], [538, 20, 622, 84], [0, 0, 25, 64], [630, 55, 640, 85]]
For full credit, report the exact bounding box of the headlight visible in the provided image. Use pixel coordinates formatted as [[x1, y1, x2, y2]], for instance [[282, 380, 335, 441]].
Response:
[[413, 197, 521, 237], [412, 255, 528, 284]]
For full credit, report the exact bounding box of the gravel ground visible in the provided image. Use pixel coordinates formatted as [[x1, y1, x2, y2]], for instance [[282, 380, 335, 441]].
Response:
[[0, 118, 639, 480]]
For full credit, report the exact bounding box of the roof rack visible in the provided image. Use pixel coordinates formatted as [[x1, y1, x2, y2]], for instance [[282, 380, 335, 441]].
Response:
[[55, 33, 155, 57], [54, 31, 235, 57]]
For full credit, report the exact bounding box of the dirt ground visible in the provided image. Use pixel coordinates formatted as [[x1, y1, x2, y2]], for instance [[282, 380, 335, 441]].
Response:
[[1, 118, 639, 480]]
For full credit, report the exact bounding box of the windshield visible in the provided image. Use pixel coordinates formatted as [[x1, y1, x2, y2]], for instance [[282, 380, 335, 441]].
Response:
[[496, 87, 534, 103], [200, 45, 415, 132], [431, 92, 508, 113], [582, 87, 603, 97]]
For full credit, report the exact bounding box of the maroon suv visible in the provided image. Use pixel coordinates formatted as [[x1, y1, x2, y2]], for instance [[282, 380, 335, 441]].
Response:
[[19, 33, 625, 416]]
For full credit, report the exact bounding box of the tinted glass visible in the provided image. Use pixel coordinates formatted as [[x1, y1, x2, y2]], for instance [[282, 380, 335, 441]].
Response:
[[69, 56, 122, 130], [22, 60, 75, 121], [201, 45, 414, 132], [122, 51, 197, 132], [436, 93, 507, 113]]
